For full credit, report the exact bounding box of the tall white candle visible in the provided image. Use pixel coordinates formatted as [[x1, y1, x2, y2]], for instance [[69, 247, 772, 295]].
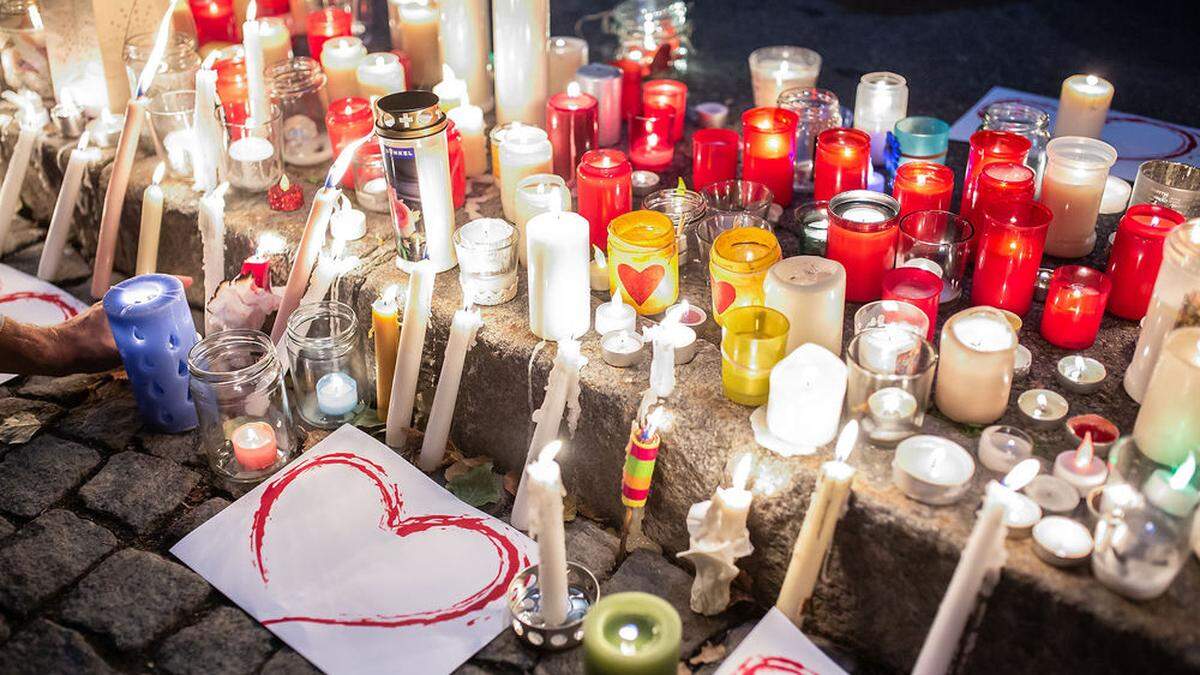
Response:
[[514, 173, 571, 267], [438, 0, 492, 111], [198, 182, 230, 333], [386, 259, 436, 446], [446, 99, 487, 177], [321, 37, 367, 103], [678, 455, 755, 616], [526, 440, 570, 626], [39, 131, 98, 280], [356, 52, 407, 100], [389, 0, 440, 88], [135, 163, 167, 275], [1053, 74, 1113, 139], [764, 256, 846, 355], [192, 57, 221, 193], [547, 36, 588, 95], [418, 305, 484, 471], [499, 124, 553, 222], [526, 211, 590, 341], [242, 0, 271, 124], [492, 0, 549, 126], [0, 104, 41, 253]]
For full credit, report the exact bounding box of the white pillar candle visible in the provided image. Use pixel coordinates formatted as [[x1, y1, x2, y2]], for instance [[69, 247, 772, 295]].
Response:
[[386, 259, 436, 446], [0, 108, 40, 252], [853, 72, 909, 166], [678, 455, 754, 616], [242, 2, 271, 124], [492, 0, 549, 126], [526, 210, 591, 341], [432, 64, 469, 112], [1133, 327, 1200, 467], [758, 343, 847, 457], [269, 183, 342, 342], [525, 440, 570, 626], [193, 60, 221, 193], [446, 101, 487, 177], [512, 339, 587, 530], [499, 124, 553, 222], [321, 37, 367, 103], [198, 182, 230, 333], [514, 173, 571, 266], [438, 0, 492, 111], [934, 307, 1016, 425], [764, 256, 846, 355], [594, 291, 636, 336], [547, 36, 588, 95], [38, 131, 98, 280], [418, 305, 484, 472], [389, 0, 441, 88], [1052, 74, 1113, 139], [135, 163, 167, 275], [356, 52, 407, 100], [574, 63, 623, 147]]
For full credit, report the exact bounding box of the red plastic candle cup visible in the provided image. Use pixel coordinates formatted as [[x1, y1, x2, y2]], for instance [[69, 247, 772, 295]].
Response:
[[965, 161, 1035, 253], [642, 79, 687, 142], [257, 0, 290, 17], [1105, 204, 1186, 320], [306, 7, 352, 63], [882, 267, 943, 340], [1039, 265, 1112, 349], [892, 161, 953, 217], [741, 107, 799, 208], [391, 50, 413, 80], [826, 190, 901, 302], [447, 120, 466, 209], [546, 84, 599, 185], [189, 0, 237, 45], [241, 255, 272, 291], [629, 113, 675, 171], [213, 51, 248, 122], [971, 201, 1052, 315], [896, 210, 973, 303], [577, 149, 633, 250], [325, 96, 373, 186], [958, 130, 1031, 216], [812, 128, 870, 202], [692, 128, 739, 190], [612, 59, 643, 119]]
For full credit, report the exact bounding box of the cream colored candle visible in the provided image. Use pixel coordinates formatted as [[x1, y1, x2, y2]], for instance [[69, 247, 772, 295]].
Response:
[[934, 307, 1016, 425], [748, 46, 821, 109], [492, 0, 549, 126], [764, 256, 846, 355], [499, 124, 553, 222], [321, 36, 367, 102], [447, 102, 486, 177], [432, 64, 468, 112], [1040, 137, 1118, 258], [386, 259, 436, 446], [388, 0, 440, 89], [135, 163, 167, 275], [39, 132, 98, 280], [438, 0, 491, 111], [1053, 74, 1114, 139], [513, 173, 571, 266], [527, 211, 590, 341], [418, 305, 484, 471], [547, 36, 588, 95], [677, 455, 754, 616], [256, 16, 291, 68], [1133, 327, 1200, 467], [356, 52, 406, 100]]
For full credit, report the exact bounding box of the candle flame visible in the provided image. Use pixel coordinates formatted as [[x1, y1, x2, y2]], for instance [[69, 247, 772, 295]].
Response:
[[325, 134, 373, 188], [731, 454, 752, 491], [1073, 431, 1095, 469], [380, 283, 400, 306], [152, 162, 166, 185], [538, 440, 563, 464], [279, 174, 291, 191], [136, 8, 175, 98], [567, 81, 582, 98], [642, 406, 669, 440], [245, 0, 257, 21], [1170, 454, 1197, 490], [1035, 392, 1048, 411], [256, 231, 285, 256], [593, 245, 607, 268], [77, 131, 91, 152], [1003, 458, 1041, 492], [1069, 355, 1086, 379], [1085, 74, 1099, 86], [834, 420, 859, 464], [611, 290, 624, 308]]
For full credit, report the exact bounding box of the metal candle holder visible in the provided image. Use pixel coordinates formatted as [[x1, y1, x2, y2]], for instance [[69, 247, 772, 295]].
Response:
[[507, 561, 599, 650]]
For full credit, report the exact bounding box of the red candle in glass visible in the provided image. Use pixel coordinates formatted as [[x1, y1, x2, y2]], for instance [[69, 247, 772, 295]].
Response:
[[971, 200, 1052, 315], [1040, 266, 1112, 349], [306, 7, 352, 63], [812, 128, 870, 202], [642, 79, 687, 142], [882, 267, 943, 340], [825, 192, 900, 302], [390, 50, 414, 80], [692, 128, 739, 190], [741, 107, 799, 208], [892, 161, 953, 217], [257, 0, 290, 17], [546, 84, 599, 185], [958, 131, 1031, 215], [577, 149, 633, 250], [189, 0, 237, 45], [965, 161, 1035, 252], [1105, 204, 1186, 320], [326, 97, 373, 186], [628, 113, 675, 171], [213, 52, 249, 122], [612, 59, 643, 119], [447, 120, 466, 209]]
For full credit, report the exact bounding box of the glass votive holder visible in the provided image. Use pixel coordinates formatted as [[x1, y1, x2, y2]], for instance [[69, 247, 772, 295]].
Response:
[[187, 329, 297, 482], [696, 212, 773, 270], [845, 328, 937, 446], [1131, 160, 1200, 218], [720, 306, 790, 406], [643, 186, 708, 264], [699, 179, 774, 218], [219, 103, 285, 193], [853, 299, 930, 339], [148, 89, 199, 178], [267, 57, 333, 167], [897, 210, 973, 302], [980, 101, 1051, 190], [285, 300, 368, 429], [607, 210, 680, 315], [892, 116, 950, 167], [353, 144, 390, 213], [977, 425, 1034, 473], [123, 31, 201, 100], [708, 224, 782, 325], [777, 87, 842, 186], [628, 112, 675, 171], [454, 218, 519, 306], [1039, 265, 1112, 350]]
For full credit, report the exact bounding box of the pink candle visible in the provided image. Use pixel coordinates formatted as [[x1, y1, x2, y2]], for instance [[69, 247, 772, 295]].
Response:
[[232, 421, 278, 470]]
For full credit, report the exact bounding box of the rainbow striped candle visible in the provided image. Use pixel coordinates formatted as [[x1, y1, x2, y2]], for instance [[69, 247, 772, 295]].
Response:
[[621, 427, 661, 508]]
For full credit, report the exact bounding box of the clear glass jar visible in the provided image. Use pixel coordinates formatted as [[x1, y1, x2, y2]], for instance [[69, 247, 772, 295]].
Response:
[[748, 46, 820, 109], [123, 31, 201, 100], [0, 0, 51, 100], [846, 327, 937, 446], [643, 187, 707, 264], [1131, 160, 1200, 218], [353, 143, 389, 212], [267, 57, 333, 167], [188, 329, 297, 482], [218, 103, 285, 193], [606, 0, 692, 75], [607, 209, 679, 315], [454, 218, 519, 306], [285, 300, 368, 428], [980, 101, 1051, 195], [148, 89, 198, 178], [777, 87, 841, 187], [853, 72, 908, 166]]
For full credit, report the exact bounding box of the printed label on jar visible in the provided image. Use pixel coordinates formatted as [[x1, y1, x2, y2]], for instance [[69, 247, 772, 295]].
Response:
[[381, 144, 426, 262]]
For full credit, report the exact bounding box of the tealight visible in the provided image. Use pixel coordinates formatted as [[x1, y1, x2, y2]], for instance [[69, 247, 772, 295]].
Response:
[[1142, 456, 1200, 518], [600, 329, 645, 368], [594, 293, 637, 336], [892, 435, 975, 505], [1032, 516, 1093, 567], [631, 170, 661, 197], [1099, 175, 1132, 214], [977, 425, 1033, 473], [316, 371, 359, 417], [1024, 474, 1080, 514], [1063, 414, 1119, 456], [996, 487, 1042, 538], [1053, 433, 1108, 497], [330, 203, 367, 241], [668, 322, 698, 365], [1013, 344, 1032, 379], [1055, 355, 1106, 394], [1017, 389, 1068, 430], [231, 421, 278, 471], [866, 387, 919, 445]]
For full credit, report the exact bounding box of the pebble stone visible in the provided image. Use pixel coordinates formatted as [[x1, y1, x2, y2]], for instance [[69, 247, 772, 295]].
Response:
[[156, 607, 275, 675], [0, 510, 116, 613], [166, 498, 231, 543], [78, 452, 199, 534], [56, 385, 142, 452], [564, 518, 621, 581], [140, 432, 205, 468], [0, 515, 13, 539], [0, 436, 101, 518], [260, 648, 322, 675], [15, 374, 108, 405], [0, 619, 113, 675]]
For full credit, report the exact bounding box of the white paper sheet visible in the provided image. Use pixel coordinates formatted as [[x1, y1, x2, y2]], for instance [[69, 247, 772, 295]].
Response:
[[0, 263, 89, 384], [172, 425, 537, 675], [714, 608, 848, 675], [949, 86, 1200, 181]]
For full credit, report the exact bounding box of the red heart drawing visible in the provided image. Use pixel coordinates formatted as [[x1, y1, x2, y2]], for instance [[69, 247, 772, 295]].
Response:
[[713, 279, 737, 315], [0, 291, 79, 320], [249, 452, 523, 628], [617, 263, 666, 307], [735, 655, 813, 674]]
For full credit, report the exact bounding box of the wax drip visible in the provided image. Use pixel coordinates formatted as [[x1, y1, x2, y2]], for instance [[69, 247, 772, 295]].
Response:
[[526, 339, 547, 426]]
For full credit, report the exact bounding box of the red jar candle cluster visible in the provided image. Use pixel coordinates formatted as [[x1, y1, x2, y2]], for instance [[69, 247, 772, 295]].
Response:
[[959, 130, 1031, 216], [825, 191, 901, 302], [326, 97, 373, 186], [812, 128, 870, 202], [882, 267, 943, 340], [692, 129, 739, 189], [642, 79, 687, 142], [971, 200, 1052, 315], [892, 161, 953, 217], [546, 83, 599, 184], [306, 7, 352, 63], [577, 149, 633, 250], [1105, 204, 1186, 320], [189, 0, 237, 45], [612, 59, 643, 119], [741, 107, 799, 207], [964, 161, 1035, 251], [1040, 265, 1112, 349]]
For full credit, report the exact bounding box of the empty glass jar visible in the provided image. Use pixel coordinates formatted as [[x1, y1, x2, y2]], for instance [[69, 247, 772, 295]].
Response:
[[980, 101, 1051, 194], [123, 31, 201, 100], [777, 87, 842, 188], [285, 300, 368, 428], [267, 57, 333, 167], [643, 186, 707, 264]]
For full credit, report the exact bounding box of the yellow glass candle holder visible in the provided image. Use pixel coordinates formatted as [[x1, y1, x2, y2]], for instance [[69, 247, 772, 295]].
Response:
[[721, 306, 790, 406], [607, 210, 679, 315], [709, 226, 783, 325]]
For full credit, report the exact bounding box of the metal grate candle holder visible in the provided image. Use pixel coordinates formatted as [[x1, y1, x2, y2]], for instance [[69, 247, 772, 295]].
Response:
[[507, 561, 599, 650]]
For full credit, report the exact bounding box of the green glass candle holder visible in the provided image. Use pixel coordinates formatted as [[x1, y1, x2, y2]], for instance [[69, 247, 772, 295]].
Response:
[[583, 592, 682, 675]]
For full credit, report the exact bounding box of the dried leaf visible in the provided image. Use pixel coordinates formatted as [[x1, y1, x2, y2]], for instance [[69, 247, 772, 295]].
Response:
[[0, 412, 41, 444], [351, 408, 385, 430], [504, 469, 521, 496], [444, 455, 491, 482], [688, 642, 726, 666], [562, 493, 577, 522], [446, 462, 502, 507], [576, 499, 605, 521]]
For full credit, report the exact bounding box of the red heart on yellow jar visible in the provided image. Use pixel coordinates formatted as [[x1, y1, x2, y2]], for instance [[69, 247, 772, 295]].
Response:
[[617, 263, 666, 307], [713, 280, 737, 315]]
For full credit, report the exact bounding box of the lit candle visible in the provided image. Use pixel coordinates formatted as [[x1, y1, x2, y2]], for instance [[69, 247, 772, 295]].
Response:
[[315, 371, 359, 417], [514, 173, 571, 266], [198, 182, 230, 332], [492, 0, 549, 125], [627, 113, 674, 172], [594, 291, 637, 336], [1039, 265, 1111, 349], [240, 231, 282, 290], [641, 79, 686, 143], [1053, 74, 1114, 139], [192, 0, 237, 45], [825, 191, 900, 303], [958, 131, 1030, 223], [356, 52, 406, 99], [606, 210, 679, 316], [582, 593, 681, 675], [881, 267, 942, 341], [431, 64, 468, 112], [1105, 205, 1186, 320], [418, 305, 485, 471], [385, 259, 435, 447], [38, 132, 98, 280], [576, 149, 633, 250], [970, 201, 1053, 316], [600, 329, 645, 368], [546, 82, 599, 184], [853, 72, 908, 167], [575, 63, 623, 147], [748, 45, 821, 108], [329, 197, 367, 241], [390, 0, 440, 88], [590, 246, 609, 291], [321, 36, 367, 102], [1040, 137, 1118, 258], [892, 435, 975, 505], [231, 421, 278, 471], [256, 16, 290, 67], [498, 124, 553, 222], [865, 387, 921, 445], [961, 162, 1034, 251], [1053, 432, 1108, 497], [753, 343, 846, 456], [811, 127, 870, 202], [547, 36, 588, 95], [892, 161, 954, 218], [305, 6, 351, 64], [1142, 454, 1200, 518], [708, 226, 783, 325], [241, 0, 270, 123], [776, 421, 859, 626], [1017, 389, 1069, 430], [1132, 327, 1200, 467], [437, 0, 491, 110], [691, 128, 740, 190], [446, 95, 487, 177], [0, 97, 43, 252], [372, 285, 401, 421], [678, 455, 754, 616], [525, 440, 570, 626], [527, 210, 591, 341], [741, 107, 799, 207], [135, 163, 167, 275], [1054, 355, 1106, 394], [934, 307, 1016, 425]]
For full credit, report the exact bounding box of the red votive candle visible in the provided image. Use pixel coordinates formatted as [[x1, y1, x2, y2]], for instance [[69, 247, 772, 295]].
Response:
[[959, 131, 1031, 216], [972, 201, 1052, 315], [612, 59, 643, 119], [741, 107, 799, 207], [546, 84, 599, 185], [892, 161, 954, 217], [577, 149, 633, 250], [447, 120, 466, 209], [642, 79, 687, 142], [629, 113, 675, 171], [241, 255, 272, 291], [882, 267, 943, 340], [213, 51, 248, 122], [326, 96, 373, 186], [692, 128, 739, 190], [812, 128, 870, 202], [965, 161, 1035, 253], [826, 190, 901, 302], [1040, 265, 1112, 349], [189, 0, 237, 45], [1105, 204, 1186, 320], [306, 7, 352, 63]]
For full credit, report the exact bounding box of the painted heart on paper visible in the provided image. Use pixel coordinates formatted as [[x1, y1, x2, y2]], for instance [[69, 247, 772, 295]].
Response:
[[713, 280, 737, 315], [734, 655, 814, 675], [617, 263, 666, 307], [249, 452, 523, 628], [0, 291, 80, 321]]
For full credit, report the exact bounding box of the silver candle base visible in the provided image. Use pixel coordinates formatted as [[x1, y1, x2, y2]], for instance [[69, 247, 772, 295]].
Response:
[[507, 561, 599, 651]]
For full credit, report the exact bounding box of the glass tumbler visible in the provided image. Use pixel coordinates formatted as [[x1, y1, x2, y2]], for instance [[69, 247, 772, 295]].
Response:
[[1131, 160, 1200, 218], [353, 144, 390, 213], [219, 103, 285, 193], [845, 327, 937, 446], [267, 57, 333, 167], [721, 306, 790, 406], [454, 218, 519, 306], [980, 101, 1051, 194], [896, 210, 973, 302], [285, 300, 368, 428], [777, 87, 841, 187], [0, 0, 52, 100], [643, 186, 707, 264], [853, 300, 930, 339], [699, 179, 773, 218], [148, 89, 199, 178]]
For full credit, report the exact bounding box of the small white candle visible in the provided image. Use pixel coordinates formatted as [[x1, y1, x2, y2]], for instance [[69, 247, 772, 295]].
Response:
[[135, 163, 167, 275], [547, 36, 588, 95], [525, 440, 570, 626], [1023, 474, 1080, 514], [1032, 516, 1093, 567], [1053, 74, 1113, 139], [38, 131, 98, 280], [432, 64, 468, 112], [892, 435, 974, 505], [976, 425, 1033, 473], [438, 0, 491, 111], [418, 305, 484, 472], [385, 259, 436, 446], [446, 97, 487, 177], [514, 173, 571, 267], [492, 0, 549, 126], [321, 36, 367, 102], [600, 329, 645, 368], [1017, 389, 1069, 430], [526, 210, 590, 341], [589, 246, 609, 291], [756, 343, 847, 456], [356, 52, 407, 100], [316, 371, 359, 417], [594, 291, 636, 336], [866, 387, 919, 444], [677, 455, 754, 616], [0, 101, 42, 253], [1052, 433, 1108, 496], [1142, 454, 1200, 518], [329, 197, 367, 241]]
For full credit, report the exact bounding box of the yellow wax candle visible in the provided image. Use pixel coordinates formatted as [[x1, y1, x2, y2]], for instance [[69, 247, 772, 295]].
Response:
[[135, 163, 166, 275], [720, 306, 790, 406], [372, 285, 401, 422]]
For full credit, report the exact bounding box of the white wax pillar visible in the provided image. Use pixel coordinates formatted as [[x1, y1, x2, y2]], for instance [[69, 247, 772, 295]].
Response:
[[418, 305, 484, 471], [39, 132, 97, 280], [575, 63, 623, 147], [514, 173, 571, 266], [198, 182, 230, 333], [242, 9, 271, 124], [853, 72, 909, 167], [765, 344, 847, 453], [438, 0, 492, 111], [269, 186, 340, 342], [764, 256, 846, 355], [526, 212, 590, 341], [1053, 74, 1114, 139], [389, 0, 441, 88], [446, 103, 487, 177], [386, 259, 436, 446], [499, 124, 553, 222], [492, 0, 549, 126], [526, 441, 570, 626], [135, 163, 167, 275], [321, 37, 367, 103], [677, 456, 754, 616], [0, 116, 41, 253], [356, 52, 407, 100], [192, 64, 221, 193], [547, 36, 588, 95]]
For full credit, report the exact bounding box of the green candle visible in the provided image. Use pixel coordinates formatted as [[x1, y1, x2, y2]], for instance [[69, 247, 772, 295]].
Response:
[[583, 592, 682, 675]]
